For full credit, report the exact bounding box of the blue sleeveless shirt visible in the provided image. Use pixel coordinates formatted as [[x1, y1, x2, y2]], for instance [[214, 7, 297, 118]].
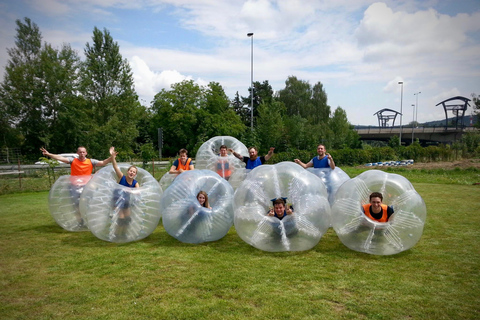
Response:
[[312, 155, 329, 168], [119, 175, 137, 188]]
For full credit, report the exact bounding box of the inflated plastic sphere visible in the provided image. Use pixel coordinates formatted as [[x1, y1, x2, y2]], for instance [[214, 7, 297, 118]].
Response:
[[49, 175, 93, 231], [234, 162, 331, 252], [330, 170, 427, 255], [195, 136, 248, 179], [159, 172, 177, 191], [228, 168, 250, 190], [79, 165, 162, 243], [160, 170, 234, 244], [307, 167, 350, 204]]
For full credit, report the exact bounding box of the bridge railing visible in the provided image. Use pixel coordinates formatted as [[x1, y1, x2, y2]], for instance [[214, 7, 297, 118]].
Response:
[[355, 126, 478, 134]]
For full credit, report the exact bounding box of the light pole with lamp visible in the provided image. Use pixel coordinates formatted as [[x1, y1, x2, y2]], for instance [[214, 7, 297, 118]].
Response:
[[414, 91, 421, 127], [411, 104, 415, 144], [398, 81, 404, 145], [247, 32, 254, 130]]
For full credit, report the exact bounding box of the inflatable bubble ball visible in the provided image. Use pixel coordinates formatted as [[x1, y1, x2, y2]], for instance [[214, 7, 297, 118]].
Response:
[[330, 169, 427, 255], [79, 165, 163, 243], [160, 170, 235, 244], [49, 175, 93, 232], [159, 172, 177, 191], [195, 136, 249, 180], [227, 168, 250, 190], [307, 167, 350, 205], [234, 162, 331, 252]]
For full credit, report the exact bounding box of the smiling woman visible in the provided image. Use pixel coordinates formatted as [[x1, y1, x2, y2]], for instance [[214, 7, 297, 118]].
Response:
[[78, 165, 163, 243]]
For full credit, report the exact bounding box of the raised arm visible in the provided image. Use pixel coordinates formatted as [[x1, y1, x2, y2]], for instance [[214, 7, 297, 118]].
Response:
[[40, 147, 70, 164], [264, 147, 275, 161], [95, 146, 114, 167], [294, 158, 313, 169], [110, 148, 123, 180], [326, 153, 335, 170], [228, 148, 243, 160]]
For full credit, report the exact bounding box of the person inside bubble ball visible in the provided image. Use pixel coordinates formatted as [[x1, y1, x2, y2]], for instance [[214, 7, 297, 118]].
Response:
[[267, 198, 297, 237], [169, 148, 194, 175], [230, 146, 274, 170], [110, 148, 139, 239], [267, 198, 294, 220], [216, 145, 232, 180], [40, 146, 113, 228], [362, 192, 394, 223], [294, 144, 335, 170], [196, 191, 212, 210], [185, 191, 212, 227]]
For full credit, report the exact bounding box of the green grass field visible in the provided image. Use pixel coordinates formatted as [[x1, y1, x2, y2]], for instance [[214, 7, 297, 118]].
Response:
[[1, 169, 479, 319]]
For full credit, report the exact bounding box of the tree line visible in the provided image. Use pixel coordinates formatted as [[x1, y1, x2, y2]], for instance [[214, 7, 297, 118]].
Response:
[[13, 17, 468, 163]]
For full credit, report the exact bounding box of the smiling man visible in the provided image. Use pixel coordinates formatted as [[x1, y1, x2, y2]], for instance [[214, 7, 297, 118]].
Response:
[[362, 192, 395, 223], [230, 146, 275, 170]]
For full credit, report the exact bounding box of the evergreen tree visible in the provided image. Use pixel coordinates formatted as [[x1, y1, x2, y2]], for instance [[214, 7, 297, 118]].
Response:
[[79, 27, 140, 157], [0, 18, 43, 154], [0, 18, 82, 157], [241, 80, 274, 128]]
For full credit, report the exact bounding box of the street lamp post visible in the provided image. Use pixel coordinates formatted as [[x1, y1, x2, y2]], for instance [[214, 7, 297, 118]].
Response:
[[398, 81, 404, 145], [247, 32, 254, 130], [411, 104, 415, 144], [414, 91, 421, 127]]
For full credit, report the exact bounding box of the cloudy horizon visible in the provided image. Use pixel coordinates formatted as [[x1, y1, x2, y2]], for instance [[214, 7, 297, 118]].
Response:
[[0, 0, 479, 126]]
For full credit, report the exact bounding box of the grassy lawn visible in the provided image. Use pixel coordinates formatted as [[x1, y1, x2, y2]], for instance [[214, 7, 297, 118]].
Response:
[[0, 171, 479, 319]]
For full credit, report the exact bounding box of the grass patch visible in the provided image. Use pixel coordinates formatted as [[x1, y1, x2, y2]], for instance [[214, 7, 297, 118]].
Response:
[[1, 178, 479, 319], [343, 166, 480, 185]]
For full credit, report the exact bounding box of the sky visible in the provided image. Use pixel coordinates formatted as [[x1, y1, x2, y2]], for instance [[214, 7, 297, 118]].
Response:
[[0, 0, 479, 126]]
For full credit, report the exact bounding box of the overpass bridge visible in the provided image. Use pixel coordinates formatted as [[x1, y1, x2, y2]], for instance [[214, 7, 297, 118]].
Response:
[[354, 126, 478, 145]]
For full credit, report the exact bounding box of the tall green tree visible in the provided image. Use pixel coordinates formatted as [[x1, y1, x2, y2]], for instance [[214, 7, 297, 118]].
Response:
[[196, 82, 246, 147], [232, 91, 248, 125], [329, 107, 361, 149], [242, 80, 274, 128], [277, 76, 330, 125], [0, 17, 43, 154], [0, 18, 82, 157], [151, 80, 202, 156], [38, 43, 82, 152], [151, 80, 246, 156], [79, 27, 140, 157], [255, 101, 286, 152]]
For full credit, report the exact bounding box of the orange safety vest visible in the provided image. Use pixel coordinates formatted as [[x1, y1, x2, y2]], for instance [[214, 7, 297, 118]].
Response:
[[70, 158, 94, 176], [362, 204, 389, 223], [216, 158, 232, 178], [176, 158, 192, 171]]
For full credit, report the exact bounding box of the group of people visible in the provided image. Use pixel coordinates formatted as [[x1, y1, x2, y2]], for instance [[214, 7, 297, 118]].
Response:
[[41, 143, 393, 225], [168, 143, 335, 178]]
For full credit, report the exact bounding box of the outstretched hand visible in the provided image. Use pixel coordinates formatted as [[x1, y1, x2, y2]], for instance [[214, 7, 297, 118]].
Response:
[[40, 147, 48, 156]]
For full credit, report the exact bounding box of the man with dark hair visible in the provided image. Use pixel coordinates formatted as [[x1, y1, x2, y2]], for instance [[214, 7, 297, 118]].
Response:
[[230, 146, 274, 170], [170, 148, 194, 175], [362, 192, 394, 223], [295, 144, 335, 169]]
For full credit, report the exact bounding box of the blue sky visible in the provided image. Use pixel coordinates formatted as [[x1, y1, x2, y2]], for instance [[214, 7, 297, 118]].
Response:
[[0, 0, 479, 126]]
